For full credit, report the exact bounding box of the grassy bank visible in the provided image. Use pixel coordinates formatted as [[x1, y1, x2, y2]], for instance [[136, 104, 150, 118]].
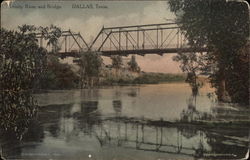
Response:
[[133, 72, 186, 84]]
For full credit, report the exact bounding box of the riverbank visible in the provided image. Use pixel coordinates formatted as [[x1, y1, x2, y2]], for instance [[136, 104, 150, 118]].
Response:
[[36, 61, 187, 90], [100, 71, 186, 86]]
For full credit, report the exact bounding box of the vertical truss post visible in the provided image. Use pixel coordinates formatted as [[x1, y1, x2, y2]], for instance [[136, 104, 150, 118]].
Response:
[[177, 28, 179, 49], [157, 26, 159, 48], [161, 29, 163, 49], [65, 36, 67, 52], [126, 31, 128, 50], [110, 33, 112, 50], [69, 36, 70, 52], [143, 30, 145, 49], [137, 27, 139, 49], [119, 29, 121, 50]]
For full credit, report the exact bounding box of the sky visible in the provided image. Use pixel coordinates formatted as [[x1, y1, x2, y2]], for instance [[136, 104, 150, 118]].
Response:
[[1, 0, 182, 73]]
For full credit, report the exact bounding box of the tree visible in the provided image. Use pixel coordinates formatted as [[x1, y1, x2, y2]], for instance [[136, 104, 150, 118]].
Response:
[[39, 54, 79, 89], [168, 0, 249, 104], [37, 25, 62, 53], [0, 25, 62, 139], [111, 55, 123, 69], [127, 55, 140, 72], [173, 52, 204, 96], [111, 55, 123, 77], [110, 55, 122, 77], [0, 27, 46, 139], [78, 52, 103, 88]]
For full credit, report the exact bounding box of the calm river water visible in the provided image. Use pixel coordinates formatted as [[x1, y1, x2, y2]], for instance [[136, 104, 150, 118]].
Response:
[[1, 83, 249, 160]]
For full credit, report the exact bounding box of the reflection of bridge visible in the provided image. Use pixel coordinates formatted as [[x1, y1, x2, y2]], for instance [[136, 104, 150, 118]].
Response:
[[36, 23, 209, 58], [94, 118, 205, 157], [13, 99, 246, 159], [48, 101, 206, 157]]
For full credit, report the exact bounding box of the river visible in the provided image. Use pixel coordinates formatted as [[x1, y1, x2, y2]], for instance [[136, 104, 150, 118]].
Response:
[[1, 83, 249, 160]]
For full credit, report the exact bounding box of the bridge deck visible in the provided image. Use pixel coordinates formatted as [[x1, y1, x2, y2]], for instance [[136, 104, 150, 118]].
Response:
[[59, 47, 209, 58], [100, 47, 209, 56]]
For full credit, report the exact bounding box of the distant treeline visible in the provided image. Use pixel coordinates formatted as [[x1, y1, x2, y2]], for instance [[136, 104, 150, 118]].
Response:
[[36, 58, 186, 89], [133, 72, 185, 84], [86, 72, 186, 86]]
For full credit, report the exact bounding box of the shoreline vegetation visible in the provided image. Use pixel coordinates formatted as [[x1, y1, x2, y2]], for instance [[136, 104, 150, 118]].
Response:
[[100, 70, 187, 86], [35, 56, 212, 91], [37, 61, 188, 90], [36, 57, 212, 90]]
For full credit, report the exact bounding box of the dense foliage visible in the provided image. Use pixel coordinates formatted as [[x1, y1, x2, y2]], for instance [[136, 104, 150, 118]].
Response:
[[173, 53, 205, 96], [78, 51, 103, 88], [133, 73, 185, 84], [168, 0, 249, 104], [0, 25, 64, 139], [38, 55, 79, 89], [111, 55, 123, 69], [0, 27, 46, 138], [128, 55, 140, 72]]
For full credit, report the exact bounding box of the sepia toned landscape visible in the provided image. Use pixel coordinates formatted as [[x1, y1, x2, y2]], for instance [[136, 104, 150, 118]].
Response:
[[0, 0, 249, 160]]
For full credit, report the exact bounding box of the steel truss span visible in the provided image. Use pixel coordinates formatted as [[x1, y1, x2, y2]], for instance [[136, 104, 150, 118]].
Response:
[[36, 23, 208, 57]]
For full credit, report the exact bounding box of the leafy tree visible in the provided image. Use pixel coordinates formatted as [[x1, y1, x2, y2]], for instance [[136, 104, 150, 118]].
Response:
[[111, 55, 123, 69], [127, 55, 140, 72], [0, 27, 46, 139], [39, 54, 79, 89], [168, 0, 249, 104], [34, 25, 80, 90], [173, 52, 204, 96], [226, 41, 249, 104], [37, 25, 62, 53], [0, 25, 62, 139], [111, 55, 123, 77], [78, 52, 103, 88]]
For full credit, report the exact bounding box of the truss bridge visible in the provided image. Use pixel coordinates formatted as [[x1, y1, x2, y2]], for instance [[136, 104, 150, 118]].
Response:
[[36, 22, 209, 58]]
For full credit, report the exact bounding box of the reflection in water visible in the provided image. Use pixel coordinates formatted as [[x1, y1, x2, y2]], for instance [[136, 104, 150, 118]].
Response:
[[0, 120, 44, 159], [1, 84, 249, 159], [180, 96, 213, 122], [127, 87, 139, 97], [113, 100, 122, 115], [179, 95, 250, 159], [1, 101, 249, 159]]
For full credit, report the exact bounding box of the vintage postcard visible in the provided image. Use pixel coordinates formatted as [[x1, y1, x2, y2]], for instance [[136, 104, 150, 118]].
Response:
[[0, 0, 249, 160]]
